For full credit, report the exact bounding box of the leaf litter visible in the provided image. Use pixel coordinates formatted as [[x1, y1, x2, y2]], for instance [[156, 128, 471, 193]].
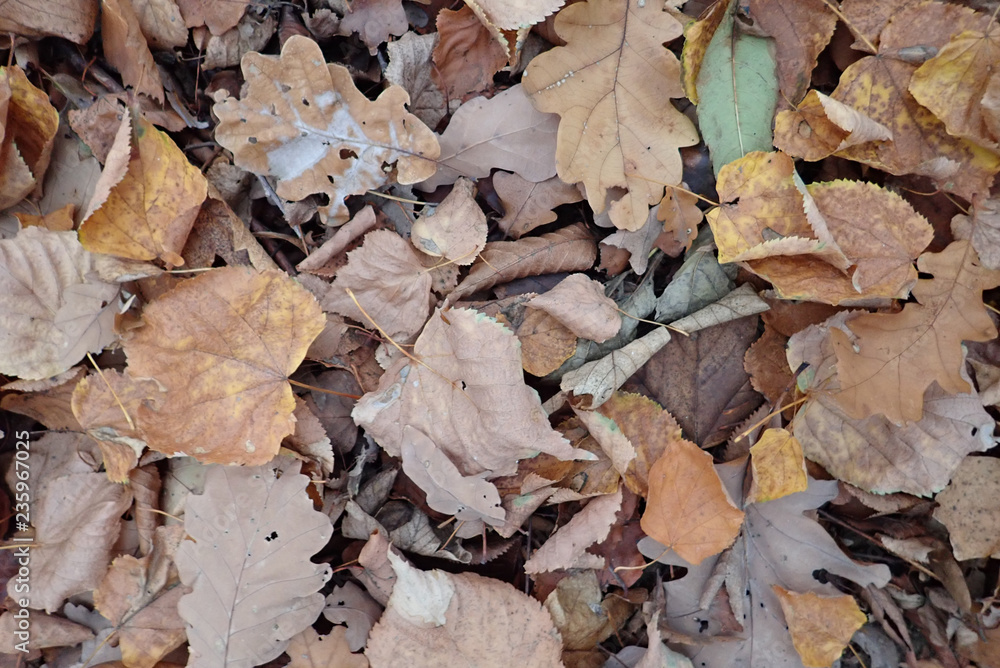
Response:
[[3, 2, 1000, 667]]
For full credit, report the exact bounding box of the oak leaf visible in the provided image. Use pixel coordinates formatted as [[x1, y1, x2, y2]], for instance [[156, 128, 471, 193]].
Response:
[[528, 273, 621, 342], [773, 588, 867, 668], [0, 227, 118, 381], [323, 582, 382, 651], [494, 172, 582, 239], [640, 438, 745, 564], [524, 0, 698, 231], [365, 550, 563, 667], [176, 462, 332, 668], [80, 111, 208, 267], [286, 627, 368, 668], [340, 0, 407, 55], [410, 177, 486, 265], [123, 266, 325, 465], [213, 36, 439, 223], [933, 457, 1000, 560], [353, 307, 585, 477]]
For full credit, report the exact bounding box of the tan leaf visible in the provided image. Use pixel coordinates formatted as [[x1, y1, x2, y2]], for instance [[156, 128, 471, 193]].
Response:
[[213, 36, 439, 223], [0, 366, 85, 430], [465, 0, 564, 30], [640, 439, 744, 565], [656, 186, 704, 257], [774, 90, 893, 162], [431, 6, 509, 102], [773, 588, 866, 668], [123, 267, 325, 465], [176, 462, 332, 668], [934, 457, 1000, 560], [80, 111, 208, 266], [286, 627, 368, 668], [523, 0, 698, 231], [365, 550, 562, 667], [449, 223, 596, 301], [14, 203, 75, 231], [517, 308, 578, 377], [418, 85, 558, 191], [747, 428, 808, 504], [0, 227, 118, 381], [352, 308, 585, 477], [952, 196, 1000, 270], [385, 31, 446, 129], [0, 0, 98, 43], [101, 0, 164, 103], [323, 229, 433, 340], [132, 0, 187, 49], [175, 0, 247, 34], [411, 177, 487, 265], [494, 172, 582, 239], [528, 273, 621, 342], [199, 10, 277, 70], [524, 487, 622, 574], [340, 0, 407, 55], [543, 569, 634, 651]]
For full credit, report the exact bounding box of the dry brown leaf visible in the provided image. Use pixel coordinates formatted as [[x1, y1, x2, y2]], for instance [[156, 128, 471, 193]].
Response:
[[432, 6, 509, 103], [198, 10, 277, 70], [0, 66, 59, 209], [933, 457, 1000, 560], [410, 177, 486, 265], [323, 229, 433, 340], [365, 550, 563, 667], [353, 307, 586, 477], [0, 366, 85, 430], [774, 90, 893, 162], [132, 0, 187, 49], [14, 203, 75, 232], [213, 36, 439, 224], [0, 227, 118, 381], [101, 0, 164, 103], [0, 611, 92, 654], [524, 487, 622, 574], [80, 112, 208, 267], [528, 273, 621, 342], [123, 267, 325, 465], [176, 0, 247, 34], [466, 0, 564, 30], [952, 196, 1000, 270], [523, 0, 698, 231], [640, 439, 745, 564], [286, 627, 368, 668], [449, 222, 596, 302], [340, 0, 407, 55], [517, 308, 578, 376], [385, 31, 446, 129], [542, 569, 635, 651], [176, 461, 332, 668], [418, 85, 558, 191], [773, 588, 866, 668], [0, 0, 98, 43], [494, 172, 582, 239]]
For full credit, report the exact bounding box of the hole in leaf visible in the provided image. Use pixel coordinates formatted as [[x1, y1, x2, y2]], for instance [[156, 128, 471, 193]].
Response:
[[339, 149, 358, 159]]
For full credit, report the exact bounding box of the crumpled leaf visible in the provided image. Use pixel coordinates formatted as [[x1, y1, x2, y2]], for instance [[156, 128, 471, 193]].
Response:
[[323, 230, 433, 341], [528, 273, 621, 342], [385, 31, 446, 129], [523, 0, 698, 231], [775, 90, 893, 162], [366, 550, 562, 667], [524, 487, 622, 574], [123, 266, 326, 465], [286, 626, 368, 668], [494, 172, 582, 239], [213, 36, 439, 223], [933, 456, 1000, 560], [640, 438, 745, 564], [0, 227, 118, 381], [542, 569, 635, 651], [410, 177, 486, 265], [773, 588, 867, 668], [353, 308, 585, 477], [418, 85, 558, 191], [176, 461, 332, 668], [80, 111, 208, 267]]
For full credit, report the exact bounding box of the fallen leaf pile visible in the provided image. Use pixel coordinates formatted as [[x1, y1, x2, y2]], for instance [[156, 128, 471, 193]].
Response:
[[3, 1, 1000, 667]]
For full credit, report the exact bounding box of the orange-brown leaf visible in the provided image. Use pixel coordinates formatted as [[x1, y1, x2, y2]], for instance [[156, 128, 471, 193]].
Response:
[[773, 588, 866, 668]]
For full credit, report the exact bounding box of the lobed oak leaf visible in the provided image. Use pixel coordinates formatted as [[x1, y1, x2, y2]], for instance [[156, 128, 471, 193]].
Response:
[[774, 90, 893, 162], [410, 177, 486, 265], [831, 241, 1000, 424], [523, 0, 698, 231], [323, 229, 433, 341], [747, 428, 808, 504], [528, 273, 621, 342], [213, 36, 439, 224], [365, 550, 563, 667], [640, 438, 745, 564], [123, 266, 326, 465], [176, 461, 332, 668], [494, 172, 582, 239], [340, 0, 406, 55], [286, 627, 368, 668], [175, 0, 248, 34], [431, 6, 508, 103], [0, 227, 118, 381], [352, 307, 585, 477], [773, 588, 867, 668], [933, 457, 1000, 560], [952, 196, 1000, 270], [417, 85, 558, 191], [80, 111, 208, 267], [101, 0, 164, 103]]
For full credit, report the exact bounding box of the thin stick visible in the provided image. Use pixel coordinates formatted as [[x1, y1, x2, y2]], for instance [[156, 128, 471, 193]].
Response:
[[732, 395, 808, 442], [86, 352, 135, 430], [616, 308, 690, 336], [629, 174, 720, 207], [613, 546, 672, 573], [820, 0, 879, 54], [366, 189, 427, 206], [288, 378, 362, 400]]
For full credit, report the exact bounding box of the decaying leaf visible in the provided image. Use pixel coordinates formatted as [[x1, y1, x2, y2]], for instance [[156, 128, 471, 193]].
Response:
[[176, 461, 332, 668], [124, 266, 326, 465], [385, 31, 446, 129], [340, 0, 407, 55], [774, 90, 893, 162], [176, 0, 248, 34], [523, 0, 698, 231], [214, 36, 439, 223], [933, 456, 1000, 560], [431, 6, 508, 103]]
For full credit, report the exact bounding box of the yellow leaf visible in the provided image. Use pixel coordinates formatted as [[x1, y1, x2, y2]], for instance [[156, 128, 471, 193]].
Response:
[[0, 65, 59, 209], [523, 0, 698, 231], [773, 587, 866, 668], [774, 89, 892, 162], [748, 428, 808, 503]]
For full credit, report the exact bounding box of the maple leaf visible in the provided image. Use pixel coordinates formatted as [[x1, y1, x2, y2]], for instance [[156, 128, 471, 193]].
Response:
[[123, 266, 326, 465], [176, 461, 332, 668], [523, 0, 698, 231], [213, 35, 439, 224]]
